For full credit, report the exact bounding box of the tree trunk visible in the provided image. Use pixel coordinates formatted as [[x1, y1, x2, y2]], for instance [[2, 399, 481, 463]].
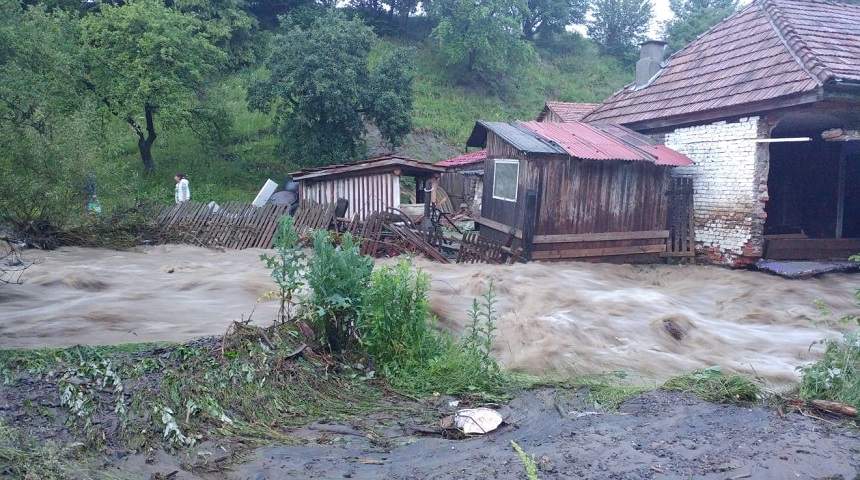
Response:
[[133, 104, 158, 173]]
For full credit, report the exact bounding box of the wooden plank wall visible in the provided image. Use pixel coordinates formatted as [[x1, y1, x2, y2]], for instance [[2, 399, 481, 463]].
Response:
[[478, 130, 672, 261], [300, 173, 399, 220]]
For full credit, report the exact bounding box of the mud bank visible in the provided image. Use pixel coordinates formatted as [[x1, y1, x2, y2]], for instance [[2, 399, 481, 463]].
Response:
[[1, 246, 857, 384], [110, 389, 860, 480]]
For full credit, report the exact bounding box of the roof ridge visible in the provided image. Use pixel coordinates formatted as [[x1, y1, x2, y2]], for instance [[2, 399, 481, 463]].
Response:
[[761, 0, 832, 85]]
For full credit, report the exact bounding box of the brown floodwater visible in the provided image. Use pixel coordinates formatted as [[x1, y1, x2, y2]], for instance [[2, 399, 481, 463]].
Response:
[[1, 245, 857, 386]]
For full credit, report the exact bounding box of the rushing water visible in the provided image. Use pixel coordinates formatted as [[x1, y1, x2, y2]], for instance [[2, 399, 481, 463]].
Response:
[[1, 245, 857, 385]]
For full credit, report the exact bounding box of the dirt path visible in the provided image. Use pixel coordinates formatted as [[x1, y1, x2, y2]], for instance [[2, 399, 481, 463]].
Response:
[[109, 389, 860, 480]]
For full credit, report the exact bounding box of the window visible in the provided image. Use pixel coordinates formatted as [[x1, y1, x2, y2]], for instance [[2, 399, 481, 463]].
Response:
[[492, 159, 519, 202]]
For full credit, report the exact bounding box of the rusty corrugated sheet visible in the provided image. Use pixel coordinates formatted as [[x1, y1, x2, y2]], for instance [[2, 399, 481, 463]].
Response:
[[437, 149, 487, 168], [584, 0, 860, 127]]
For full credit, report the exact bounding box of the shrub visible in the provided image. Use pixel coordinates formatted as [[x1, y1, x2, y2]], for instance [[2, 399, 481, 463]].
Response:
[[799, 332, 860, 408], [357, 261, 440, 369], [663, 366, 759, 403], [305, 230, 373, 352]]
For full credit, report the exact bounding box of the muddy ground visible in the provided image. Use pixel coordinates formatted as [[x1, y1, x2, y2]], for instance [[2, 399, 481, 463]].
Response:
[[105, 389, 860, 480]]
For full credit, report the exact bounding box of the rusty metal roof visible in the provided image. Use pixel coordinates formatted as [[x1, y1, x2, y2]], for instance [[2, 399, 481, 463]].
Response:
[[291, 155, 444, 181], [466, 121, 693, 166], [536, 101, 600, 122], [436, 149, 487, 168], [584, 0, 860, 128]]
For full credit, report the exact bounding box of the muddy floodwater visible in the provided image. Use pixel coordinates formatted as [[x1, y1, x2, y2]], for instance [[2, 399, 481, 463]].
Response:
[[1, 245, 857, 385]]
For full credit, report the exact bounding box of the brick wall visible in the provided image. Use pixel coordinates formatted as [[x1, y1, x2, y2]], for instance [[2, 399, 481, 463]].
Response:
[[662, 117, 770, 266]]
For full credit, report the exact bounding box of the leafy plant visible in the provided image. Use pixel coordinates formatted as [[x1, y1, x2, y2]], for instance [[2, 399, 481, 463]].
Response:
[[663, 366, 759, 404], [305, 230, 373, 352], [463, 281, 500, 373], [799, 332, 860, 408], [357, 261, 439, 369], [260, 215, 306, 322], [511, 440, 540, 480]]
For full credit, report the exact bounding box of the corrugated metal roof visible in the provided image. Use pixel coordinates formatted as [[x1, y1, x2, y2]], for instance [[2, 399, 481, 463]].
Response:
[[584, 0, 860, 127], [466, 121, 693, 166], [436, 149, 487, 168], [468, 121, 564, 154], [291, 154, 444, 181], [536, 102, 600, 122]]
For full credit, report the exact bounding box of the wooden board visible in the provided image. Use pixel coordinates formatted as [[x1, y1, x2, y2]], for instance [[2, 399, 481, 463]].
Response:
[[764, 238, 860, 260], [533, 230, 668, 244], [531, 243, 666, 260]]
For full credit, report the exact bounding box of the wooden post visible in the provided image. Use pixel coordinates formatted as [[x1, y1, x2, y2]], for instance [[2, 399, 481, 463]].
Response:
[[522, 189, 538, 261], [835, 148, 846, 239]]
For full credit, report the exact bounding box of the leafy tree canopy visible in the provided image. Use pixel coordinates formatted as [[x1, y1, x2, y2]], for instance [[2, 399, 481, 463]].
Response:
[[248, 12, 414, 167], [79, 0, 226, 172], [587, 0, 653, 61], [430, 0, 536, 87], [519, 0, 588, 40], [663, 0, 737, 52]]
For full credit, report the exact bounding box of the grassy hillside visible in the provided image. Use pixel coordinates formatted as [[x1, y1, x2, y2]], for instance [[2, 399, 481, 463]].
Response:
[[118, 36, 631, 205]]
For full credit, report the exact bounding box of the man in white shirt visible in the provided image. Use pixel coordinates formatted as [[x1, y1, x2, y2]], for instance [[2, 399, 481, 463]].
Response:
[[174, 173, 191, 203]]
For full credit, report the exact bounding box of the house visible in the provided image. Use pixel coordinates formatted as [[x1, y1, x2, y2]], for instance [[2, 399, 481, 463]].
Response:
[[437, 150, 487, 213], [583, 0, 860, 265], [437, 101, 598, 214], [465, 120, 693, 261], [536, 101, 599, 123], [290, 155, 445, 221]]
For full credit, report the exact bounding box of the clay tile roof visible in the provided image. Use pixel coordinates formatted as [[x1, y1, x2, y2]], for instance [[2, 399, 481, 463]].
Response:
[[536, 101, 600, 122], [436, 149, 488, 168], [584, 0, 860, 127]]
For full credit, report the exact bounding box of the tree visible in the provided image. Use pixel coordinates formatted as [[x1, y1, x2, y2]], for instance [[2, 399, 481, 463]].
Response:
[[248, 13, 414, 166], [430, 0, 535, 86], [663, 0, 736, 52], [520, 0, 588, 40], [587, 0, 653, 60], [79, 0, 226, 172]]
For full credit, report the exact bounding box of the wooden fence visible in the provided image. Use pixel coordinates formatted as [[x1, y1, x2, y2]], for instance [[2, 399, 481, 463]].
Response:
[[157, 202, 290, 249]]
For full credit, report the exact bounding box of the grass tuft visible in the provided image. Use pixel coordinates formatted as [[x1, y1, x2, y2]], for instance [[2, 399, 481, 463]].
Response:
[[799, 332, 860, 409], [663, 366, 760, 404]]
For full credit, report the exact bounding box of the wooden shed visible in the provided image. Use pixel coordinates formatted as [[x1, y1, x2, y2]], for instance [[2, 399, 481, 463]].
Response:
[[290, 155, 445, 221], [466, 121, 693, 262]]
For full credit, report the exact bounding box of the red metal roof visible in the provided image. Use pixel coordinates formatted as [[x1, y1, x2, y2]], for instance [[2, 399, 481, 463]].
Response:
[[436, 149, 487, 168], [537, 102, 600, 122], [584, 0, 860, 127], [519, 121, 693, 166]]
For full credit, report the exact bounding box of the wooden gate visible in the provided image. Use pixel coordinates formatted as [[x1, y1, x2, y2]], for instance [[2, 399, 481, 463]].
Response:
[[665, 176, 696, 261]]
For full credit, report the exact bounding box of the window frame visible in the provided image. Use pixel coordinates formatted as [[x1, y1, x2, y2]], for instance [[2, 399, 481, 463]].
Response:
[[491, 158, 520, 202]]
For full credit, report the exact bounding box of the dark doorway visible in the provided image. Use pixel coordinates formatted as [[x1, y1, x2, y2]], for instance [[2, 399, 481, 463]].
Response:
[[764, 139, 860, 259]]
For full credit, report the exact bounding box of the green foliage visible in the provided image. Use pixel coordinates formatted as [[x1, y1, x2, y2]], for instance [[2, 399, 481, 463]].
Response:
[[799, 332, 860, 408], [305, 230, 374, 352], [249, 12, 414, 166], [430, 0, 536, 88], [519, 0, 588, 40], [663, 0, 737, 52], [80, 0, 227, 171], [357, 261, 438, 369], [260, 216, 306, 322], [663, 366, 760, 404], [511, 440, 540, 480], [587, 0, 654, 61]]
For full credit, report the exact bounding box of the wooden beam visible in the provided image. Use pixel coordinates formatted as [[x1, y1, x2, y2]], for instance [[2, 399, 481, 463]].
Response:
[[533, 230, 669, 244], [531, 243, 666, 260], [522, 190, 538, 260], [836, 149, 847, 239], [474, 216, 523, 239]]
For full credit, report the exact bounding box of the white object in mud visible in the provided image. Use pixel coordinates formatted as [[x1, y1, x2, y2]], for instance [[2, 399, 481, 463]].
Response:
[[454, 407, 503, 434], [252, 179, 278, 207]]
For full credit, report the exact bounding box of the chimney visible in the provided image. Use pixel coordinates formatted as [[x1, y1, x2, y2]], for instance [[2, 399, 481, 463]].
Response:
[[635, 40, 667, 88]]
